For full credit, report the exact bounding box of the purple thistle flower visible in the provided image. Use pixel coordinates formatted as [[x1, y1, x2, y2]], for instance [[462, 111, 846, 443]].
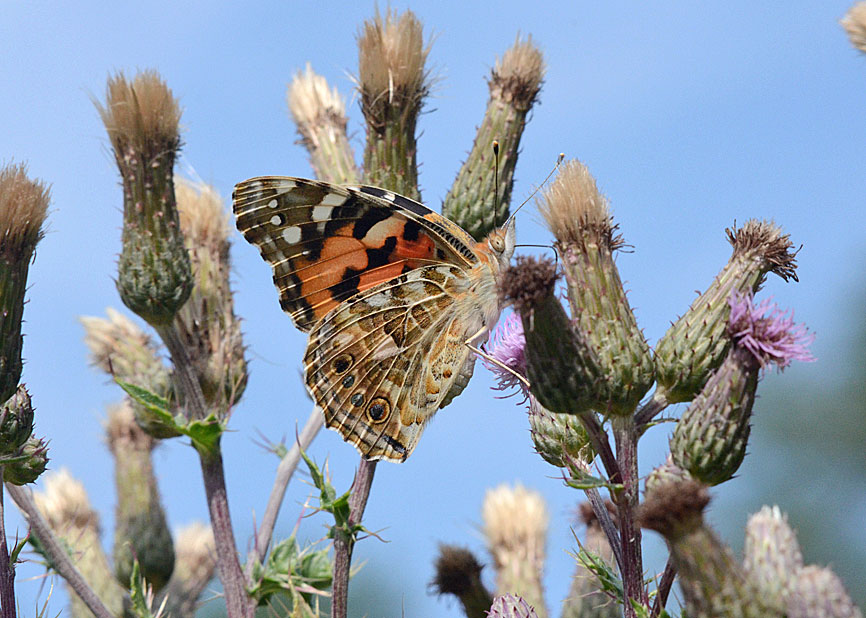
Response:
[[728, 292, 815, 371], [482, 311, 529, 398]]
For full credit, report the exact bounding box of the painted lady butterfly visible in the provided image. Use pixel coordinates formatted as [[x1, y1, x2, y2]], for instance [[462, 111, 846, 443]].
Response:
[[233, 177, 514, 462]]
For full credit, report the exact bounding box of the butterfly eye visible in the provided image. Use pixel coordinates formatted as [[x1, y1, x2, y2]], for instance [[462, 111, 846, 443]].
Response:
[[489, 235, 505, 253], [366, 397, 391, 423]]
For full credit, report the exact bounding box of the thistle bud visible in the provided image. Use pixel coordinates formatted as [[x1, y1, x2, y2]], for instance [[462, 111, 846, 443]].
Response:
[[107, 401, 175, 591], [742, 506, 802, 610], [96, 70, 192, 326], [787, 566, 863, 618], [644, 456, 692, 495], [443, 37, 545, 239], [357, 8, 430, 197], [842, 2, 866, 54], [654, 220, 798, 404], [0, 163, 50, 404], [430, 544, 493, 618], [639, 479, 778, 618], [488, 594, 540, 618], [33, 470, 125, 616], [482, 484, 549, 618], [0, 384, 34, 455], [527, 397, 592, 469], [3, 435, 48, 485], [538, 161, 654, 416], [670, 293, 813, 485], [499, 255, 602, 415], [158, 522, 216, 618], [174, 180, 248, 413], [81, 307, 178, 438], [288, 64, 358, 185]]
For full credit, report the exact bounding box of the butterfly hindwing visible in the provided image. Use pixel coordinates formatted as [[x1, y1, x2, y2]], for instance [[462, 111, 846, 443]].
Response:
[[233, 176, 478, 332], [304, 264, 474, 461]]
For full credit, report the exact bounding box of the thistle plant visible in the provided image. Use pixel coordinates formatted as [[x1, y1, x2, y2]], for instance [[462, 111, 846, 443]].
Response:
[[0, 7, 861, 618]]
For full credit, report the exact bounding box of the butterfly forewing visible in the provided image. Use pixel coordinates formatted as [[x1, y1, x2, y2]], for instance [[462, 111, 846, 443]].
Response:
[[233, 177, 478, 332]]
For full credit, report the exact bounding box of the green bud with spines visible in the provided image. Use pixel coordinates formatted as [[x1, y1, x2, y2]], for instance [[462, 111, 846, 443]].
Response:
[[527, 397, 593, 469], [443, 37, 545, 240], [174, 180, 248, 414], [639, 479, 781, 618], [499, 256, 602, 415], [538, 160, 654, 416], [108, 401, 175, 592], [0, 163, 50, 405], [288, 64, 359, 185], [3, 435, 48, 485], [653, 220, 797, 404], [96, 70, 192, 326], [0, 384, 34, 455], [670, 345, 758, 485], [357, 8, 430, 198], [430, 544, 493, 618]]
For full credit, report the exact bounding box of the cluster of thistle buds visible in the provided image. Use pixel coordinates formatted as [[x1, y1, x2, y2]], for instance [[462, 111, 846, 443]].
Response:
[[444, 155, 863, 618]]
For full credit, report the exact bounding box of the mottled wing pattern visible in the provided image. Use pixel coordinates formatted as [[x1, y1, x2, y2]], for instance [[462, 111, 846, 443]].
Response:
[[304, 264, 475, 462], [233, 177, 479, 332]]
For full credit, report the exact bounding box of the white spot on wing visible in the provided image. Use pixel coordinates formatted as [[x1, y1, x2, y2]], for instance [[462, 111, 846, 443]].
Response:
[[312, 205, 334, 221], [383, 192, 396, 202], [273, 181, 297, 195], [282, 226, 302, 244], [320, 193, 347, 207], [267, 199, 278, 209], [269, 215, 282, 226]]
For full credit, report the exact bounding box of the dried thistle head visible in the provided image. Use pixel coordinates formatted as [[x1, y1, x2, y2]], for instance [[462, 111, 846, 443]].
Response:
[[0, 163, 50, 403], [538, 160, 620, 251], [33, 468, 99, 532], [491, 36, 545, 110], [842, 2, 866, 53], [0, 162, 50, 262], [357, 7, 431, 112], [96, 71, 182, 163], [288, 63, 348, 133]]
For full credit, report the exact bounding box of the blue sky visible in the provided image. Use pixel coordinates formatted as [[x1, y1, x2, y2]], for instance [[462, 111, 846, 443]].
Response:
[[2, 1, 865, 616]]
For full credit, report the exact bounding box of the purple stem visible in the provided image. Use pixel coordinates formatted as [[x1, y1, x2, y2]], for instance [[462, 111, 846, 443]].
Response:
[[0, 483, 15, 618], [331, 458, 377, 618]]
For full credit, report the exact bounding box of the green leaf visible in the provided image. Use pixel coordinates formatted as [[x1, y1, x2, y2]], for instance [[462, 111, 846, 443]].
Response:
[[117, 380, 174, 423], [128, 560, 157, 618], [185, 414, 223, 455], [249, 535, 332, 608]]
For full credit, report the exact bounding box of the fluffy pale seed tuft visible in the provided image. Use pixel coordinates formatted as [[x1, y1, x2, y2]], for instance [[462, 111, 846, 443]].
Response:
[[33, 468, 99, 531], [538, 160, 618, 248], [842, 2, 866, 53], [357, 8, 430, 102], [482, 483, 548, 560], [491, 36, 545, 108], [0, 162, 50, 260], [96, 70, 181, 156], [176, 178, 231, 253], [288, 63, 347, 127]]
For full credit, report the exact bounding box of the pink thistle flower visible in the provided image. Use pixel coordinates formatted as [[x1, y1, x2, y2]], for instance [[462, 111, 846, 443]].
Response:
[[728, 292, 815, 371], [482, 311, 529, 398]]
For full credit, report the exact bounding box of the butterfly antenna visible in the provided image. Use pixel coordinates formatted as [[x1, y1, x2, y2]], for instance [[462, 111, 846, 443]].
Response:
[[505, 152, 565, 225], [492, 140, 500, 228]]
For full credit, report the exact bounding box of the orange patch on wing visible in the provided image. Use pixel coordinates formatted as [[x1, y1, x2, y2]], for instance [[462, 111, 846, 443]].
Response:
[[296, 236, 368, 319]]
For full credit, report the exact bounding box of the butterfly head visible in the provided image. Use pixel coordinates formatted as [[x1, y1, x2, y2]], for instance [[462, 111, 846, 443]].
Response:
[[485, 218, 516, 270]]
